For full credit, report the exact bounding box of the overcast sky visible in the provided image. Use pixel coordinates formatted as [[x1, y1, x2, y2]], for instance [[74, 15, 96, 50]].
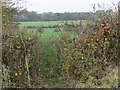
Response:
[[24, 0, 119, 13]]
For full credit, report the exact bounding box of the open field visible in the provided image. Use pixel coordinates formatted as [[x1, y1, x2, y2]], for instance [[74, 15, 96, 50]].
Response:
[[20, 21, 65, 26], [19, 20, 84, 42], [19, 20, 87, 27]]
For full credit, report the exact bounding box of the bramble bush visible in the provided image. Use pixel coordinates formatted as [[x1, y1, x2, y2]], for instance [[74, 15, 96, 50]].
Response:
[[2, 1, 42, 88], [55, 8, 119, 87], [2, 28, 42, 87]]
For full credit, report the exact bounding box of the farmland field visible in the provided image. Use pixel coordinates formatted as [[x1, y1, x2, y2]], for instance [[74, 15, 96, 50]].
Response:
[[19, 20, 87, 27], [19, 20, 86, 42], [20, 21, 65, 26]]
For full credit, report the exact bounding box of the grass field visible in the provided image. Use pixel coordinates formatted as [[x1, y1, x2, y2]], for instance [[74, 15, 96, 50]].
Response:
[[19, 20, 83, 42], [19, 20, 87, 26], [20, 21, 65, 26]]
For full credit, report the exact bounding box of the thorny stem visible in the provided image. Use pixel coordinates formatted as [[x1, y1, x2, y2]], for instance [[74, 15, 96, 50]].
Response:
[[19, 28, 31, 87]]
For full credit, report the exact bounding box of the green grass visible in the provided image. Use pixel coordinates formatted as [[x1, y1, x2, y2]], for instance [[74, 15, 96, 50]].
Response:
[[40, 43, 60, 83], [19, 21, 63, 26], [23, 28, 61, 42], [41, 28, 61, 42], [19, 20, 87, 42], [19, 20, 87, 27]]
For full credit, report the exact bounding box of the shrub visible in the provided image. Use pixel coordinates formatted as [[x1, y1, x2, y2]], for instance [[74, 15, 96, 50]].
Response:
[[2, 29, 42, 87], [54, 9, 119, 87], [36, 26, 44, 33]]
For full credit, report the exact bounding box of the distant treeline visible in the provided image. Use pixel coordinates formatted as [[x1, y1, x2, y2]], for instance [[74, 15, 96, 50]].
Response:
[[12, 9, 114, 22]]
